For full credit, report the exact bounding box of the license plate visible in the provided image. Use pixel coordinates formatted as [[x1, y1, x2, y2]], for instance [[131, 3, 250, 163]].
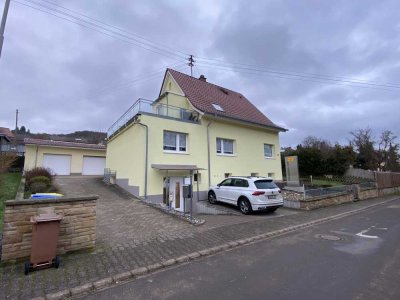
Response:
[[268, 195, 276, 199]]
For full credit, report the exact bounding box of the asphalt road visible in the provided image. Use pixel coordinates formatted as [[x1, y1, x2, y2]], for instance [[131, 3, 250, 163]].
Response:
[[83, 198, 400, 300]]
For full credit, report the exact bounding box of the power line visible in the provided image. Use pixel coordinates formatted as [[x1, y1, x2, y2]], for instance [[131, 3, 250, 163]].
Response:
[[196, 57, 400, 89], [14, 0, 187, 61], [196, 62, 400, 92], [196, 61, 400, 91], [87, 62, 186, 98], [36, 0, 190, 57], [13, 0, 400, 92]]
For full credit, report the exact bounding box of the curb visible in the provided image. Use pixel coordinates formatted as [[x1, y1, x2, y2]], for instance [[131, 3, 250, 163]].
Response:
[[42, 196, 398, 300]]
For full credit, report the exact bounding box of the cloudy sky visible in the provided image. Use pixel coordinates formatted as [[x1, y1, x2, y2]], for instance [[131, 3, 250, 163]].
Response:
[[0, 0, 399, 147]]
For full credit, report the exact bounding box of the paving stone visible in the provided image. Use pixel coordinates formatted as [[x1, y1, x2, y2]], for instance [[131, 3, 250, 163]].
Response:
[[199, 249, 211, 256], [45, 289, 70, 300], [161, 259, 176, 267], [113, 271, 133, 282], [175, 255, 190, 263], [147, 263, 163, 272], [93, 277, 113, 290], [70, 283, 93, 296], [130, 267, 148, 277], [188, 252, 201, 259]]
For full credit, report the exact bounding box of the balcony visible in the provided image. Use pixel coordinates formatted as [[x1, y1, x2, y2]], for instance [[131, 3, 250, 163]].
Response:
[[108, 98, 199, 137]]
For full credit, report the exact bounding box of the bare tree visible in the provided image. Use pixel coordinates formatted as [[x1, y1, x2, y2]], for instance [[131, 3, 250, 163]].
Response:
[[349, 128, 377, 170], [377, 130, 398, 171]]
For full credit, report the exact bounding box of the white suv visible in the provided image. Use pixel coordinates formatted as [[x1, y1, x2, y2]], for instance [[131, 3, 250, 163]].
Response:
[[208, 176, 283, 214]]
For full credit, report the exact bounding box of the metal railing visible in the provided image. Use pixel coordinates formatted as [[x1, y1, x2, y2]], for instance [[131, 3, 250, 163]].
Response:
[[305, 185, 352, 199], [107, 99, 198, 137]]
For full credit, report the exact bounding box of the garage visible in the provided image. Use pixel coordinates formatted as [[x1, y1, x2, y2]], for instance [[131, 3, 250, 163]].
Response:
[[43, 154, 72, 175], [82, 156, 106, 175], [24, 138, 107, 176]]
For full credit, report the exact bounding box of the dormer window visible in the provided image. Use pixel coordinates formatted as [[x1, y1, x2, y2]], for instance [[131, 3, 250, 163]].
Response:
[[212, 103, 224, 111]]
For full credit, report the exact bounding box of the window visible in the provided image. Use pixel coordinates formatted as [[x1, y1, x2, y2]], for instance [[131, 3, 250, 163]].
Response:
[[194, 173, 201, 183], [224, 173, 232, 178], [217, 138, 234, 155], [232, 178, 249, 187], [220, 178, 233, 186], [250, 172, 259, 177], [163, 131, 187, 153], [267, 172, 275, 179], [254, 180, 279, 189], [264, 144, 274, 158], [212, 103, 224, 111]]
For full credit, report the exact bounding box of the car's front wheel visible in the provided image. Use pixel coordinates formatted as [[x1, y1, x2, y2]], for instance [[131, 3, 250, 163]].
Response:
[[208, 191, 217, 204], [238, 197, 252, 215]]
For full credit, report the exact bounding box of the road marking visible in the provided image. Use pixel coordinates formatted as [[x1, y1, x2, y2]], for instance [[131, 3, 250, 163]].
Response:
[[356, 228, 378, 239], [330, 230, 354, 237]]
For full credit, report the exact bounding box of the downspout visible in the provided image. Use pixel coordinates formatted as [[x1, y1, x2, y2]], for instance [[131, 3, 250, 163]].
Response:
[[34, 145, 39, 167], [135, 119, 148, 199], [207, 122, 212, 187]]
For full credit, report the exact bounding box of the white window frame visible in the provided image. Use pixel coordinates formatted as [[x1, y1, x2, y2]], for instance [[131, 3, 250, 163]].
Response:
[[264, 143, 274, 159], [216, 138, 235, 156], [212, 103, 224, 111], [163, 131, 188, 154]]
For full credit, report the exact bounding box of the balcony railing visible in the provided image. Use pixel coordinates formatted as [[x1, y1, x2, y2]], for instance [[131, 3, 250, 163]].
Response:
[[108, 98, 199, 137]]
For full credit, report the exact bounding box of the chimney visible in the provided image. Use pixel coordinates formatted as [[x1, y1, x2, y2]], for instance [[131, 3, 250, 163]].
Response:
[[199, 75, 207, 82]]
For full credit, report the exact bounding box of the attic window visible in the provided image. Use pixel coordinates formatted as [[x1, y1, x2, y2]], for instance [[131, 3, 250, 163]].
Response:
[[212, 103, 224, 111]]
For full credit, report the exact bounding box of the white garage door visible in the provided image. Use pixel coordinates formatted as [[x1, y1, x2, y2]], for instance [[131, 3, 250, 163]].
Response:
[[82, 156, 106, 175], [43, 154, 71, 175]]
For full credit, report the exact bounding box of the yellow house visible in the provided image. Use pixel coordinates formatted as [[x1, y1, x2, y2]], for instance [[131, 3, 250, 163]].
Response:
[[24, 138, 106, 175], [106, 69, 287, 210]]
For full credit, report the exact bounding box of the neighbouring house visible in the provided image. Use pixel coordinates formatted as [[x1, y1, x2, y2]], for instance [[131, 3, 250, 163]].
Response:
[[0, 127, 25, 156], [24, 138, 106, 175], [106, 69, 287, 210]]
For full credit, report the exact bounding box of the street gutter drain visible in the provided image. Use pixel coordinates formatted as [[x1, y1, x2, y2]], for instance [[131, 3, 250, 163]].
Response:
[[316, 234, 341, 241]]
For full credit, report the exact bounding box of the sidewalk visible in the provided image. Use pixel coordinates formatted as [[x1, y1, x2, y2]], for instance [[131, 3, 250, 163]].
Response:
[[0, 188, 398, 299]]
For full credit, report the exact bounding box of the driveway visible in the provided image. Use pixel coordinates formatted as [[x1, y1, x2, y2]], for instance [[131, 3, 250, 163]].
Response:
[[55, 176, 200, 247], [56, 176, 298, 246]]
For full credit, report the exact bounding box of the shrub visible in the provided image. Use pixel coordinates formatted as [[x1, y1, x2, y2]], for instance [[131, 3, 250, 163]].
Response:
[[28, 176, 51, 187], [30, 182, 48, 194], [25, 167, 52, 183], [0, 153, 17, 173]]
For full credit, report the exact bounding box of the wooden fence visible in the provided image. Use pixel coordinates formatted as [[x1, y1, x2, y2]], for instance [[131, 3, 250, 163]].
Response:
[[376, 172, 400, 189]]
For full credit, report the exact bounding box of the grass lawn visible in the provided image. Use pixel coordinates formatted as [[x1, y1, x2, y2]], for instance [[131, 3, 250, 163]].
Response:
[[0, 172, 22, 232]]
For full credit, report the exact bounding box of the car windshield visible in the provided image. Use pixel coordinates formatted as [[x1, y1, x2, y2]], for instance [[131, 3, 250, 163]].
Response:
[[254, 180, 278, 189]]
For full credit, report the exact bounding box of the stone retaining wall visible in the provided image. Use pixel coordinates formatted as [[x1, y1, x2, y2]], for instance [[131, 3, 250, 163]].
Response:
[[1, 195, 98, 262], [298, 192, 354, 210], [358, 188, 379, 200]]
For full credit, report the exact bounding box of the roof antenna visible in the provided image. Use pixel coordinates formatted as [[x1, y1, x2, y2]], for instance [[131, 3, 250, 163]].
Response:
[[187, 55, 195, 77]]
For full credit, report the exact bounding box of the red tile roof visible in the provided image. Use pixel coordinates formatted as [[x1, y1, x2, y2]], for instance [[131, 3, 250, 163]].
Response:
[[24, 138, 106, 150], [166, 69, 286, 131], [0, 127, 15, 140]]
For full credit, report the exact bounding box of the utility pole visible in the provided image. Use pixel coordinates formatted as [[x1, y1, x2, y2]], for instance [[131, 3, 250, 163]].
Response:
[[0, 0, 11, 58], [15, 109, 18, 133], [187, 55, 195, 77]]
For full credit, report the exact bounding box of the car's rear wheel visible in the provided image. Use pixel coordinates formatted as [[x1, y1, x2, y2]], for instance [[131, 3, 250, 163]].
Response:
[[238, 197, 252, 215], [208, 191, 217, 204]]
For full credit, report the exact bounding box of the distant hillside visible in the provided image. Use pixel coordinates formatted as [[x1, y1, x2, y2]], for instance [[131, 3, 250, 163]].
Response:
[[12, 129, 107, 144]]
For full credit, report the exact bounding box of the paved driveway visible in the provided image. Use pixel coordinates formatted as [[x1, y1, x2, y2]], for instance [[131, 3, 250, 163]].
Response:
[[56, 176, 200, 248], [56, 176, 298, 246]]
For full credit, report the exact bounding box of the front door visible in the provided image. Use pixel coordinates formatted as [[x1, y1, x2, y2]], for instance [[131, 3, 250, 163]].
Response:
[[169, 177, 184, 212]]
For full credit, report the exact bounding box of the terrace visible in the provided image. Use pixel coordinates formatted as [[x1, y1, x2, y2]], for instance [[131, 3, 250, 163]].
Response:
[[107, 98, 200, 137]]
